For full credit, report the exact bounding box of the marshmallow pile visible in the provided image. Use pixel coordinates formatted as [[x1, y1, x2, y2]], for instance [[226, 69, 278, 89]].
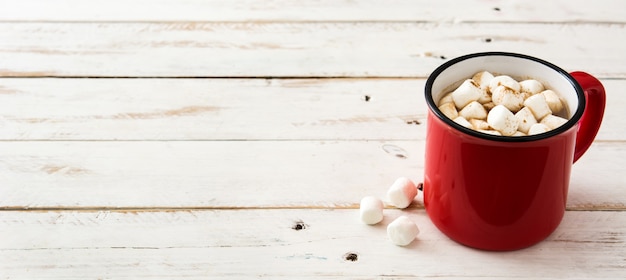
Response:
[[359, 177, 420, 246], [438, 71, 569, 136]]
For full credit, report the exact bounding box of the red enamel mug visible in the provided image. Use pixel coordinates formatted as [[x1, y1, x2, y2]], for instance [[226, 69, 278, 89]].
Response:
[[423, 52, 606, 251]]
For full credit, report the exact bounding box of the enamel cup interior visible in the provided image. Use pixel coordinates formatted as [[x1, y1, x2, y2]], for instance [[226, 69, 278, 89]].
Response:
[[430, 54, 579, 123]]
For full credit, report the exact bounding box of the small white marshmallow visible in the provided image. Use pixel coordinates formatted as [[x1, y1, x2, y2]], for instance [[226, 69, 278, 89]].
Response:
[[451, 79, 483, 110], [482, 102, 496, 111], [478, 90, 492, 104], [359, 196, 384, 225], [478, 129, 502, 136], [487, 105, 519, 136], [387, 177, 418, 209], [528, 123, 551, 135], [387, 216, 419, 246], [519, 79, 545, 95], [469, 119, 490, 130], [512, 131, 527, 136], [524, 94, 552, 121], [542, 90, 564, 114], [453, 116, 473, 129], [438, 102, 458, 120], [459, 101, 487, 120], [472, 71, 495, 90], [541, 114, 568, 130], [491, 85, 524, 112], [514, 107, 538, 134], [439, 92, 453, 105], [488, 75, 521, 94]]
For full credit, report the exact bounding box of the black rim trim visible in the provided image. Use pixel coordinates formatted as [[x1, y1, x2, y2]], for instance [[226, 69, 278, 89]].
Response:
[[424, 52, 586, 142]]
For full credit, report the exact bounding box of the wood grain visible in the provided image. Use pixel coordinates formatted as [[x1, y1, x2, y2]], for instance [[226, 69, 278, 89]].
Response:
[[1, 209, 624, 278], [0, 78, 623, 141], [1, 141, 623, 209], [0, 22, 624, 77], [1, 1, 624, 279], [0, 0, 624, 23]]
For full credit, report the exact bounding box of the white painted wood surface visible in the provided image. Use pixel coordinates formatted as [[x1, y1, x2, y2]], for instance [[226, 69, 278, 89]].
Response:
[[1, 0, 625, 279], [0, 22, 624, 78], [0, 141, 624, 210], [0, 0, 624, 23], [0, 78, 625, 141], [1, 210, 625, 279]]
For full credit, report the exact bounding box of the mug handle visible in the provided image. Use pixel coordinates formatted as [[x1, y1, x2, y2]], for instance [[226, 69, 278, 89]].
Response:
[[570, 71, 606, 163]]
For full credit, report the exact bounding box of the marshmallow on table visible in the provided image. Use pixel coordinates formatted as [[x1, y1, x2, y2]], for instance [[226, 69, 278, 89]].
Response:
[[529, 123, 551, 135], [541, 114, 568, 129], [515, 107, 538, 134], [387, 216, 420, 246], [542, 90, 564, 113], [524, 94, 552, 120], [451, 79, 483, 110], [459, 101, 487, 120], [491, 85, 524, 112], [387, 177, 418, 209], [487, 105, 519, 136], [438, 102, 458, 120], [359, 196, 384, 225]]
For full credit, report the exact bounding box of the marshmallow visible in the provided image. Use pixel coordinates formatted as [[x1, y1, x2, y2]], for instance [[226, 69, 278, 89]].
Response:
[[519, 79, 545, 96], [524, 94, 552, 121], [482, 102, 496, 111], [438, 71, 570, 138], [359, 196, 384, 225], [541, 114, 568, 130], [387, 216, 419, 246], [487, 105, 519, 136], [459, 101, 487, 120], [514, 107, 538, 134], [477, 90, 492, 104], [453, 116, 473, 129], [472, 71, 494, 104], [491, 85, 524, 112], [439, 92, 453, 105], [387, 177, 418, 209], [469, 118, 490, 130], [472, 71, 495, 90], [479, 129, 502, 136], [438, 102, 458, 120], [451, 79, 483, 110], [528, 123, 550, 135], [488, 75, 521, 94], [542, 90, 564, 114]]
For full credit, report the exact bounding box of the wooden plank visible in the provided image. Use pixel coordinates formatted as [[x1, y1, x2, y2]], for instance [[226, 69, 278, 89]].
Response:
[[1, 22, 625, 78], [0, 78, 622, 141], [1, 141, 624, 209], [1, 209, 624, 278], [0, 0, 624, 23]]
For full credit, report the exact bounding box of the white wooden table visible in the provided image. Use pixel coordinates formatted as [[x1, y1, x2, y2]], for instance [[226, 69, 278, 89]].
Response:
[[1, 1, 625, 278]]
